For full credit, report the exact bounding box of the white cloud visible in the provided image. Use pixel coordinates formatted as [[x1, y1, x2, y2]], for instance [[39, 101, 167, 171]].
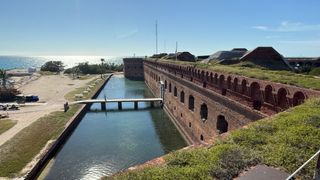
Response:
[[278, 40, 320, 45], [116, 28, 139, 39], [253, 21, 320, 32], [253, 26, 268, 30]]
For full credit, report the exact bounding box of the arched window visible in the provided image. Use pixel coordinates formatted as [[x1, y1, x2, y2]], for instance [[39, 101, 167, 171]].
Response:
[[293, 91, 305, 106], [188, 95, 195, 111], [180, 91, 185, 103], [217, 115, 228, 134], [200, 135, 204, 141], [169, 83, 172, 93], [200, 103, 208, 121], [174, 86, 177, 97], [164, 80, 167, 89]]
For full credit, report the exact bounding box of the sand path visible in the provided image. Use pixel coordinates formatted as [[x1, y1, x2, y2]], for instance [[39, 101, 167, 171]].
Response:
[[0, 74, 96, 146]]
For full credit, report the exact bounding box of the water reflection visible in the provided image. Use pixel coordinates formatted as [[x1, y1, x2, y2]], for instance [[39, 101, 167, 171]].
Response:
[[44, 75, 186, 180]]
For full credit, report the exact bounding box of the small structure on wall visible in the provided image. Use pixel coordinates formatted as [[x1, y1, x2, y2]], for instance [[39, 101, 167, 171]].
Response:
[[123, 58, 144, 80], [240, 47, 289, 70]]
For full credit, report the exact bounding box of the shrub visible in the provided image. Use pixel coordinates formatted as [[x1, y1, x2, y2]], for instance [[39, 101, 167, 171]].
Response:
[[40, 61, 64, 72], [64, 62, 123, 75], [309, 67, 320, 76], [209, 145, 259, 179], [0, 88, 20, 102]]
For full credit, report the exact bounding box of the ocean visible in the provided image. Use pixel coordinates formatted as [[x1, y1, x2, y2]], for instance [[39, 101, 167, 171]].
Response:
[[0, 56, 123, 69]]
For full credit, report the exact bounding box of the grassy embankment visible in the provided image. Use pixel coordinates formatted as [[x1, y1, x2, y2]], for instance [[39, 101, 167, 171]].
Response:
[[158, 59, 320, 90], [108, 98, 320, 180], [0, 76, 105, 178], [0, 119, 17, 135]]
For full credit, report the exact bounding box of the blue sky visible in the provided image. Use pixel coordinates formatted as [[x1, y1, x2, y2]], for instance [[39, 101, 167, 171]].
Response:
[[0, 0, 320, 57]]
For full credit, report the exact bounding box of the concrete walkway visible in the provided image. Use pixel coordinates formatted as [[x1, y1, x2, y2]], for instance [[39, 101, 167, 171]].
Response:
[[236, 165, 289, 180]]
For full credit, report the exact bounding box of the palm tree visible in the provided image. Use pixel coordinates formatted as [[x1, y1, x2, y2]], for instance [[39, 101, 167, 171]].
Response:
[[100, 58, 105, 78], [0, 69, 8, 89]]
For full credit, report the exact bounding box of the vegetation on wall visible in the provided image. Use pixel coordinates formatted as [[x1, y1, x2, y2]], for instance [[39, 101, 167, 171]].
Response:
[[157, 59, 320, 90], [309, 67, 320, 76], [108, 98, 320, 180]]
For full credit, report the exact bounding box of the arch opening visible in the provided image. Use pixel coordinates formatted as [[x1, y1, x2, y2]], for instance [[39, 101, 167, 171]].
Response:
[[216, 115, 228, 134], [180, 91, 185, 103], [174, 86, 177, 97], [200, 103, 208, 121], [277, 88, 288, 109], [264, 85, 274, 104], [188, 95, 195, 111], [293, 91, 305, 106], [241, 79, 247, 95]]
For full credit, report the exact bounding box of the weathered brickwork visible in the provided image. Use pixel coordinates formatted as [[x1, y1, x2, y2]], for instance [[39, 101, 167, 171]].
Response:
[[123, 58, 144, 80], [143, 60, 320, 143]]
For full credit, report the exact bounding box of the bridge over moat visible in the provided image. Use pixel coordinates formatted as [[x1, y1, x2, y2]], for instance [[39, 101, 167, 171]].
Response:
[[67, 98, 163, 110]]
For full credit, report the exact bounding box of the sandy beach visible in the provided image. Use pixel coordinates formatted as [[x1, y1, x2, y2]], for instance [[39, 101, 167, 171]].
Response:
[[0, 74, 97, 146]]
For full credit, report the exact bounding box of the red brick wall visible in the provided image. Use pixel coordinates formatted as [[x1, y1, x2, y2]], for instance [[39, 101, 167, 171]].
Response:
[[143, 60, 320, 143], [123, 58, 144, 80]]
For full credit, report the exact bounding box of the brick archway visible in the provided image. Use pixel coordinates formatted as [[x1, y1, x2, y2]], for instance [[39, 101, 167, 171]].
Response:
[[264, 85, 274, 104], [241, 79, 247, 95], [200, 103, 208, 121], [293, 91, 305, 106], [277, 88, 289, 109], [217, 115, 228, 134]]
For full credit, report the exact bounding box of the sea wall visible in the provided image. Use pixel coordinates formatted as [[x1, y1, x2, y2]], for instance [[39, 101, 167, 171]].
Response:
[[25, 74, 113, 180]]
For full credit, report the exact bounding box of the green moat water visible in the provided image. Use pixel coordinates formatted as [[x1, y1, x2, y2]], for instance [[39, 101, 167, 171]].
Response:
[[44, 75, 186, 180]]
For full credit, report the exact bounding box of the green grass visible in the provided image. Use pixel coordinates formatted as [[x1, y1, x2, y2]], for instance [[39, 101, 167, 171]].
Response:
[[156, 59, 320, 90], [0, 105, 80, 177], [0, 77, 106, 178], [0, 119, 17, 135], [108, 98, 320, 180], [64, 77, 104, 101]]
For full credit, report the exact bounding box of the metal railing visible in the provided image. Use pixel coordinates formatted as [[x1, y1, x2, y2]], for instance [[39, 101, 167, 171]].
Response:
[[286, 149, 320, 180]]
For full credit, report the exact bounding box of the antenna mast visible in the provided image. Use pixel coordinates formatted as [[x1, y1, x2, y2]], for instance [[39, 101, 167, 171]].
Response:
[[155, 20, 158, 55], [175, 41, 178, 61]]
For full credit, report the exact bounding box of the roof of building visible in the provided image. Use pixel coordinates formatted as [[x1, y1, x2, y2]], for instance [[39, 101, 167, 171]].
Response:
[[202, 48, 248, 63], [162, 52, 196, 62], [240, 47, 290, 70], [240, 47, 284, 60]]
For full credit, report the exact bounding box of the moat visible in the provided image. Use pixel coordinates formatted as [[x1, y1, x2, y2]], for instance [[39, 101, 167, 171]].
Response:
[[43, 75, 186, 179]]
